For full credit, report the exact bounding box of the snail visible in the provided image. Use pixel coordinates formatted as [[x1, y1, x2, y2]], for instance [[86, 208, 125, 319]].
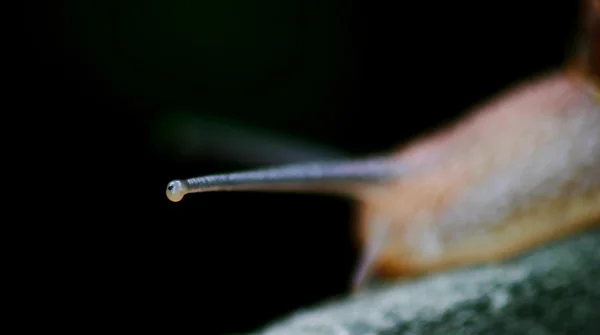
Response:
[[166, 0, 600, 290]]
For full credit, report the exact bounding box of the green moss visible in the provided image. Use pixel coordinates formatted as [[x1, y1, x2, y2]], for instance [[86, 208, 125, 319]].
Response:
[[247, 227, 600, 335]]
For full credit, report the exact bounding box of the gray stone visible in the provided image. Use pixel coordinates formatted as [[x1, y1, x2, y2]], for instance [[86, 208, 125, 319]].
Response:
[[244, 226, 600, 335]]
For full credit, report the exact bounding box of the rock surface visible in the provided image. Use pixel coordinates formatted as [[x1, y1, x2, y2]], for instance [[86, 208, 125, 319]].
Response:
[[245, 226, 600, 335]]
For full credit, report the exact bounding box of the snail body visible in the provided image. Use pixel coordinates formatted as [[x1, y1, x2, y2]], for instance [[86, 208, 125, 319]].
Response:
[[356, 70, 600, 281], [166, 0, 600, 289]]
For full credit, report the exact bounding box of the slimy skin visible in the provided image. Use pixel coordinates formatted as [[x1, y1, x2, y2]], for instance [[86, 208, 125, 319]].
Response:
[[356, 70, 600, 279]]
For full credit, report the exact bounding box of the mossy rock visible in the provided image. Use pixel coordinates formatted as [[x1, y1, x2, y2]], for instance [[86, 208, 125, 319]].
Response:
[[245, 226, 600, 335]]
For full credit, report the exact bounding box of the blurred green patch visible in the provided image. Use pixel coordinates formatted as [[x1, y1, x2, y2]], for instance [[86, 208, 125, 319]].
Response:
[[63, 0, 351, 124], [153, 110, 347, 164]]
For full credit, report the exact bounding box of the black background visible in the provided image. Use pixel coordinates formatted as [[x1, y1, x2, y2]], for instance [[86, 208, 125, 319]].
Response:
[[22, 1, 582, 333]]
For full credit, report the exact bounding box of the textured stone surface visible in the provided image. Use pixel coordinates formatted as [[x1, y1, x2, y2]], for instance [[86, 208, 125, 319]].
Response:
[[245, 227, 600, 335]]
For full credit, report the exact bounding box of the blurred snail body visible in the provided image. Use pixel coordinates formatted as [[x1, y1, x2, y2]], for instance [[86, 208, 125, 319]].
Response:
[[167, 0, 600, 290]]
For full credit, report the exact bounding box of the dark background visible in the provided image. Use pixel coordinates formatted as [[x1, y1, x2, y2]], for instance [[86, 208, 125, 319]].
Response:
[[24, 0, 582, 333]]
